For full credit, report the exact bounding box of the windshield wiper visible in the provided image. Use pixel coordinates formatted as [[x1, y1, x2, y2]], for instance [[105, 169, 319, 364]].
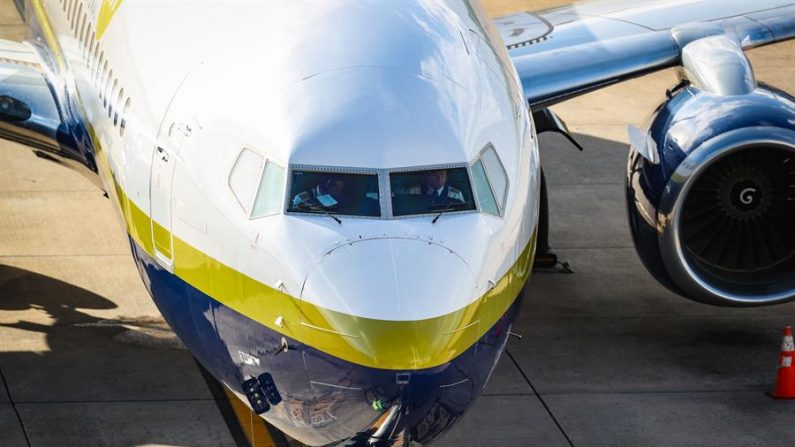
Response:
[[322, 209, 342, 225], [432, 201, 457, 224], [297, 201, 342, 225]]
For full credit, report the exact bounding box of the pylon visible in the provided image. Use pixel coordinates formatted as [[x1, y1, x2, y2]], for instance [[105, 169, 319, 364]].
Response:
[[772, 325, 795, 399]]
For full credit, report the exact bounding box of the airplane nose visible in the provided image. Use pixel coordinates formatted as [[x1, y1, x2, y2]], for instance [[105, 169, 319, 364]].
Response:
[[299, 237, 480, 370]]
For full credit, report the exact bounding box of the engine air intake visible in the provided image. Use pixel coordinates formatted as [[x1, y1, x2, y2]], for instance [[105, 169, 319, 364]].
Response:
[[680, 147, 795, 283]]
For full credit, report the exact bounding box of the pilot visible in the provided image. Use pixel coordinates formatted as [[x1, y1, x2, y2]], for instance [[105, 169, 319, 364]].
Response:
[[420, 169, 464, 206], [292, 176, 346, 209]]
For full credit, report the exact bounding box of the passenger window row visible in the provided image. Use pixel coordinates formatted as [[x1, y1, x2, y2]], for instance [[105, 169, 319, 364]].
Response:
[[59, 0, 131, 138]]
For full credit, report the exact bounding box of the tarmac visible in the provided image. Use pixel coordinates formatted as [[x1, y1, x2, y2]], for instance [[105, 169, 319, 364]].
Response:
[[1, 1, 795, 446]]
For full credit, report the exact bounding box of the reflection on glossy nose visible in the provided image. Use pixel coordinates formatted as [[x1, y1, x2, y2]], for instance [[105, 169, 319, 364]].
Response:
[[299, 237, 478, 369], [303, 237, 474, 320]]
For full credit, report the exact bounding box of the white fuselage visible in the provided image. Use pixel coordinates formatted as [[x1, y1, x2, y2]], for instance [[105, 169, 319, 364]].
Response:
[[34, 0, 540, 444]]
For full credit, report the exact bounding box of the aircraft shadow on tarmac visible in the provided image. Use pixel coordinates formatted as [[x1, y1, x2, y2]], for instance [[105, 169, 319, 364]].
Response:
[[0, 263, 117, 328], [0, 263, 241, 447]]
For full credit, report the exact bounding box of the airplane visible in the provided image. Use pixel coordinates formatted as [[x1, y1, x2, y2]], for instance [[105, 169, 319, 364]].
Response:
[[0, 0, 794, 445]]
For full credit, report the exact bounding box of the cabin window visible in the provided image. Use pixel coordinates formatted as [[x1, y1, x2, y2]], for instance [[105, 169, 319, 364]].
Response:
[[114, 88, 123, 126], [85, 24, 93, 51], [96, 52, 104, 85], [76, 4, 83, 33], [102, 67, 112, 105], [108, 78, 118, 117], [100, 61, 108, 93], [120, 97, 130, 137], [471, 160, 499, 216], [251, 161, 286, 218], [72, 3, 77, 28], [80, 16, 88, 45], [228, 149, 264, 213], [288, 170, 380, 217], [77, 6, 84, 37], [80, 28, 86, 59], [389, 167, 475, 217], [89, 36, 96, 66]]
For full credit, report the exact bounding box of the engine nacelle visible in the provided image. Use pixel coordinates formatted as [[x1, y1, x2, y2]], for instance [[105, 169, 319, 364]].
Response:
[[626, 82, 795, 306]]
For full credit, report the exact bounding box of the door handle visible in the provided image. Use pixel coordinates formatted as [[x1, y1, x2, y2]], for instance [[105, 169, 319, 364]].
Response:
[[156, 146, 169, 162]]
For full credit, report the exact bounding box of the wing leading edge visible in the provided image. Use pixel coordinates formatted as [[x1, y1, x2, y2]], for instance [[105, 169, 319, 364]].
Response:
[[495, 0, 795, 109]]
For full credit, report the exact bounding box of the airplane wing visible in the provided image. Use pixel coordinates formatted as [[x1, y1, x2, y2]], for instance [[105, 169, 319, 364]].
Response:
[[0, 38, 94, 172], [495, 0, 795, 110], [495, 1, 795, 307], [0, 39, 62, 151]]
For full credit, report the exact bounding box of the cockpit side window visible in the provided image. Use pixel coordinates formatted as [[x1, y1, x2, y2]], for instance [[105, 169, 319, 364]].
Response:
[[472, 145, 509, 216], [481, 145, 508, 211], [251, 161, 286, 219], [288, 170, 381, 217], [471, 160, 499, 216], [228, 148, 264, 213], [389, 167, 476, 217]]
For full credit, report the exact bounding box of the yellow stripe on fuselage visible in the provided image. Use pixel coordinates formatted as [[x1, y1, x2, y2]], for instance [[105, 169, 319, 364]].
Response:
[[31, 0, 536, 371], [97, 0, 124, 40], [133, 190, 535, 370]]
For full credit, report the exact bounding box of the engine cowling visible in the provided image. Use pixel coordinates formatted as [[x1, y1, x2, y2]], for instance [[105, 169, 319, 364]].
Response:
[[626, 82, 795, 306]]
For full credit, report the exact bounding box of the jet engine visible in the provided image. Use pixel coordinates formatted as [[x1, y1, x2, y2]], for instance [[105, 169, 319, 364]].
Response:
[[626, 36, 795, 306]]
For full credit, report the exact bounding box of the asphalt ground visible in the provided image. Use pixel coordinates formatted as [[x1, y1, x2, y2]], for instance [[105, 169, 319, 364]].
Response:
[[1, 1, 795, 446]]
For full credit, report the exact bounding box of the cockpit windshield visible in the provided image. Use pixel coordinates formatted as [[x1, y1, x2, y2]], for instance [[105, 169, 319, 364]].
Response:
[[288, 170, 380, 217], [390, 167, 476, 216]]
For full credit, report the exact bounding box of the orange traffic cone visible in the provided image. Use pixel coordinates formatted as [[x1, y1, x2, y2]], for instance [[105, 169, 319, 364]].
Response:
[[772, 326, 795, 399]]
